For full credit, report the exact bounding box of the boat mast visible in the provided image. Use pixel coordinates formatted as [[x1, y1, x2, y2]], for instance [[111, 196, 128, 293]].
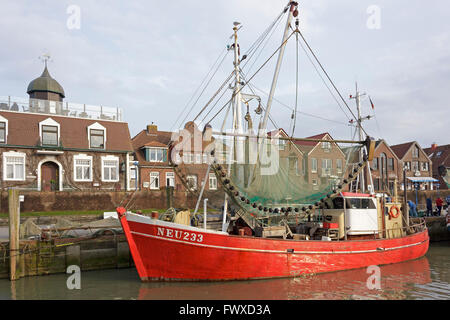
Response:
[[350, 83, 374, 194], [258, 1, 298, 134], [222, 22, 244, 231]]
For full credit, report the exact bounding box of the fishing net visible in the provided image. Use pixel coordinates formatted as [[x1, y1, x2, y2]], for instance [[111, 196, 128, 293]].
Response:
[[212, 133, 365, 220]]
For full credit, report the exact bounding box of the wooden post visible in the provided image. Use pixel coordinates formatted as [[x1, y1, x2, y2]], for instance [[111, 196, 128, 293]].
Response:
[[8, 188, 20, 281]]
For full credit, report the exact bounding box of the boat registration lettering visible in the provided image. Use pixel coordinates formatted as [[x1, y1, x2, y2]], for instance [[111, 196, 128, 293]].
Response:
[[157, 227, 204, 243]]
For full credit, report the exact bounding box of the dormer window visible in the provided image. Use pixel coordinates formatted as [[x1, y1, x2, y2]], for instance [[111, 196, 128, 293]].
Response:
[[39, 118, 60, 147], [88, 123, 106, 149], [0, 121, 6, 143], [90, 129, 105, 149], [42, 125, 58, 146]]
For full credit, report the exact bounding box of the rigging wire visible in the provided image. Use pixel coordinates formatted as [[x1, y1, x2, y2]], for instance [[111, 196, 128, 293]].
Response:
[[296, 29, 369, 136], [290, 26, 351, 122], [242, 10, 286, 74], [243, 81, 351, 127], [291, 27, 299, 138], [196, 31, 296, 126], [171, 47, 229, 130]]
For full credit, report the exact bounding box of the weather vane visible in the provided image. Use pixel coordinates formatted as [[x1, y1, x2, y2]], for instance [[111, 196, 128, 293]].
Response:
[[38, 52, 52, 68]]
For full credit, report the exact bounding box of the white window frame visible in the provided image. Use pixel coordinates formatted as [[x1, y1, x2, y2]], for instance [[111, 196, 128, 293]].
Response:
[[321, 159, 332, 177], [101, 155, 119, 182], [183, 152, 191, 164], [421, 162, 429, 172], [3, 151, 26, 181], [39, 118, 60, 147], [322, 141, 331, 152], [186, 174, 197, 191], [0, 115, 8, 144], [336, 159, 343, 174], [73, 154, 93, 182], [195, 153, 201, 164], [412, 146, 419, 158], [150, 172, 160, 190], [209, 173, 217, 190], [311, 158, 318, 173], [88, 122, 107, 150], [146, 147, 166, 162], [166, 172, 175, 187]]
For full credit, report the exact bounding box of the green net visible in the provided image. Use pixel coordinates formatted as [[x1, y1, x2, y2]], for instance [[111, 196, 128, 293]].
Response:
[[214, 133, 364, 217]]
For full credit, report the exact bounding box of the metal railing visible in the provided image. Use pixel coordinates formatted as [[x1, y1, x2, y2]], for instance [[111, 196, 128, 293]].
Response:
[[0, 96, 123, 122]]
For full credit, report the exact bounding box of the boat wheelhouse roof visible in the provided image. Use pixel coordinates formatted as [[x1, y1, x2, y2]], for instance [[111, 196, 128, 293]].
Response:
[[340, 192, 376, 198]]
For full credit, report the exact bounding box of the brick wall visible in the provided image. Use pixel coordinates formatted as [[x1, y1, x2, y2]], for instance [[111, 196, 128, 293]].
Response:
[[0, 188, 226, 213]]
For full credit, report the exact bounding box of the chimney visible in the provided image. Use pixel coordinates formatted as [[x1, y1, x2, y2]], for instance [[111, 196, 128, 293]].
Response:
[[147, 123, 157, 133], [431, 143, 437, 151]]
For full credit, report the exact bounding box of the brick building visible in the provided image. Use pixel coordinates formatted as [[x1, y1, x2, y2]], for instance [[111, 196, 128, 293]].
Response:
[[294, 133, 346, 191], [131, 121, 224, 195], [369, 140, 401, 194], [0, 64, 133, 191], [424, 143, 450, 190], [391, 141, 434, 190]]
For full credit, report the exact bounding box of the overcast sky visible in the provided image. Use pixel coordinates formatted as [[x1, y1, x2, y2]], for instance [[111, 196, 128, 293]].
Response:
[[0, 0, 449, 148]]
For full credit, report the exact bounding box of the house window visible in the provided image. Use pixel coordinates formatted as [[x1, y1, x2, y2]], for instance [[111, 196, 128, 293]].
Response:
[[195, 153, 201, 164], [146, 148, 166, 162], [41, 125, 59, 146], [421, 162, 429, 171], [39, 118, 60, 147], [186, 175, 197, 191], [166, 172, 175, 187], [373, 178, 380, 191], [321, 159, 332, 176], [322, 141, 331, 152], [289, 157, 299, 175], [150, 172, 160, 189], [74, 155, 92, 181], [312, 179, 318, 190], [387, 158, 394, 171], [336, 159, 343, 174], [183, 152, 193, 164], [405, 161, 411, 171], [209, 173, 217, 190], [101, 156, 119, 182], [3, 152, 25, 181], [278, 139, 286, 150], [412, 161, 419, 172], [203, 153, 208, 164], [412, 146, 419, 158], [90, 129, 105, 149], [311, 158, 318, 173], [372, 158, 378, 170], [0, 122, 6, 143]]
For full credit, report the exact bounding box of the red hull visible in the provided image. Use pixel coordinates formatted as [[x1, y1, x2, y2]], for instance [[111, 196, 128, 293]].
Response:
[[119, 212, 429, 281]]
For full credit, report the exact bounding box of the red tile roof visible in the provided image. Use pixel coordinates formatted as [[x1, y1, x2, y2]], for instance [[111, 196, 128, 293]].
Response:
[[390, 141, 415, 159], [0, 111, 133, 152], [294, 132, 329, 147]]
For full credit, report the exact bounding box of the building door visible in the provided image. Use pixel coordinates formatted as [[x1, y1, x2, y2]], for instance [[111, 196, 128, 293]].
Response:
[[41, 162, 59, 191]]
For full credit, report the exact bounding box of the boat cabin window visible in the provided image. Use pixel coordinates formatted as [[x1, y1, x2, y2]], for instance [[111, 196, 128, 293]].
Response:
[[345, 198, 376, 209], [332, 197, 344, 209]]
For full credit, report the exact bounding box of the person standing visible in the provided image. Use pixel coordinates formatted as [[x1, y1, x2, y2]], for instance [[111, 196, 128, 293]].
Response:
[[436, 197, 443, 216], [426, 198, 433, 217], [408, 200, 418, 217]]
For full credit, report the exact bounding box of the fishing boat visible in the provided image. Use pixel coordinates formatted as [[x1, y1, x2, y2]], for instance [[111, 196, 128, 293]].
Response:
[[118, 1, 429, 281]]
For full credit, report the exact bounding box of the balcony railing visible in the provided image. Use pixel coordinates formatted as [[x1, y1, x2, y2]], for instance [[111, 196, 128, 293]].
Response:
[[0, 96, 123, 122]]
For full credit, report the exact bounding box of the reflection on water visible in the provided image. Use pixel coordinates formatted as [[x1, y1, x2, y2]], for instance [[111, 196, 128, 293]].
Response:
[[1, 242, 449, 300]]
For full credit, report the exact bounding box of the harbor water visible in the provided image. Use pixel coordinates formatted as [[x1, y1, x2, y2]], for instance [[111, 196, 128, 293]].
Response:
[[0, 241, 449, 300]]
